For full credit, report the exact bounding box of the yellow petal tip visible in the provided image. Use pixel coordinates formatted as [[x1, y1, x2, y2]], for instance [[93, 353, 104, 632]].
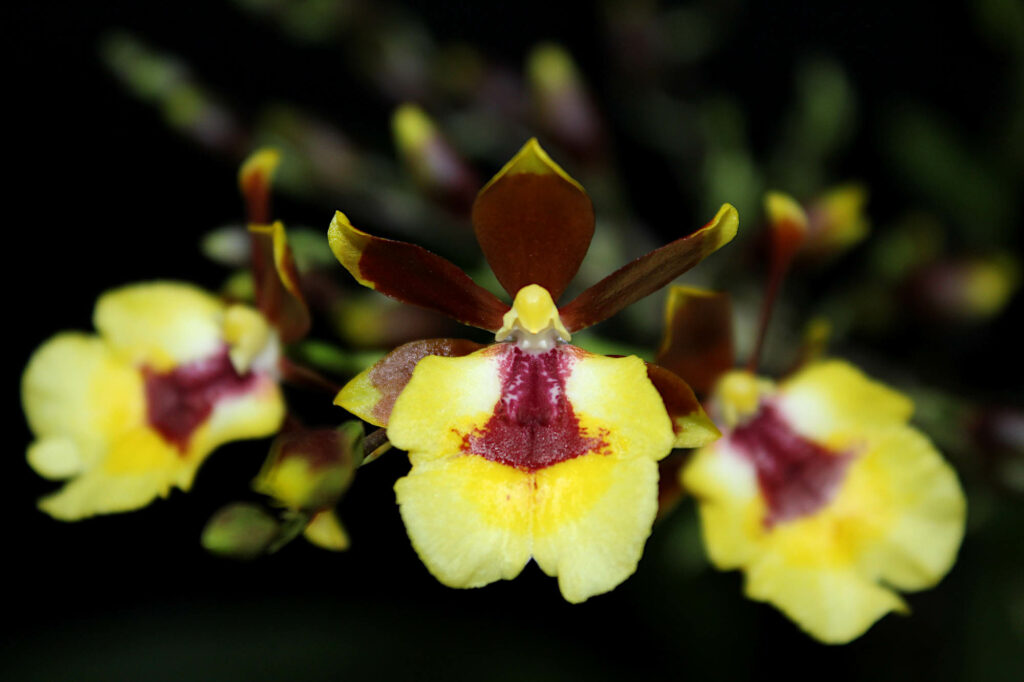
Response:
[[480, 138, 584, 195], [713, 203, 741, 246], [765, 191, 808, 235], [392, 103, 436, 154], [239, 148, 281, 191], [327, 211, 373, 288]]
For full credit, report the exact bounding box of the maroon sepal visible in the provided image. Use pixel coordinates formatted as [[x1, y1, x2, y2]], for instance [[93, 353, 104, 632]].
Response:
[[559, 208, 735, 332], [250, 227, 312, 343], [644, 363, 705, 439], [656, 289, 734, 396], [472, 172, 595, 301], [354, 230, 511, 332], [240, 159, 273, 225], [239, 153, 311, 343], [748, 195, 807, 370]]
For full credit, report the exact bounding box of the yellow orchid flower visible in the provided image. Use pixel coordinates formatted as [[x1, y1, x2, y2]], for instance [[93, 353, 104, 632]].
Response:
[[330, 138, 738, 602], [22, 282, 286, 520], [683, 363, 965, 643], [659, 192, 966, 643]]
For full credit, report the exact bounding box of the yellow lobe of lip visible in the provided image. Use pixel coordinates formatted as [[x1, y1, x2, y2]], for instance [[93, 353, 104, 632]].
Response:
[[496, 284, 571, 341]]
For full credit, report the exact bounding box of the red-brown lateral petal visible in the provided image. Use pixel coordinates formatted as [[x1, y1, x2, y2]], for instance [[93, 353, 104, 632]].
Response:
[[238, 149, 311, 342], [559, 204, 739, 332], [334, 338, 485, 427], [656, 286, 735, 396], [239, 149, 279, 225], [249, 222, 312, 343], [747, 192, 809, 370], [471, 139, 595, 300], [645, 362, 721, 449], [328, 211, 509, 331]]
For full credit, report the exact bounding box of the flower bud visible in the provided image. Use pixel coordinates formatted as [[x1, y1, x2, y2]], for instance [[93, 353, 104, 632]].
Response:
[[253, 422, 363, 512], [201, 502, 281, 560]]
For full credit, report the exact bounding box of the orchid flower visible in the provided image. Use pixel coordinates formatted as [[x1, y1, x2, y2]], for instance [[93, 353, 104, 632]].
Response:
[[329, 138, 738, 602], [22, 283, 286, 519], [21, 148, 312, 521], [664, 192, 966, 642]]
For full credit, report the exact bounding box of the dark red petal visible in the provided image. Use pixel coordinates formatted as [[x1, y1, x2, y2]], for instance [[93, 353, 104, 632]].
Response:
[[250, 222, 311, 343], [238, 150, 311, 342], [656, 286, 734, 396], [471, 139, 594, 300], [748, 193, 809, 370], [239, 149, 279, 225], [335, 338, 486, 427], [559, 204, 739, 332], [646, 363, 720, 449], [328, 211, 509, 331]]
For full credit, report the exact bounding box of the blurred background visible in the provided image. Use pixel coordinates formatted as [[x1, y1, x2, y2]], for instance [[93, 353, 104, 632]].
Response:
[[7, 0, 1022, 680]]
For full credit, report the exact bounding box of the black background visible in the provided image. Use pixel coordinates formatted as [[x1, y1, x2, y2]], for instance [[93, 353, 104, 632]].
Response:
[[7, 1, 1020, 680]]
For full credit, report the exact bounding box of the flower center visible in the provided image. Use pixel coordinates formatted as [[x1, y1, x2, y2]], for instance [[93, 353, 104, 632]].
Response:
[[728, 403, 854, 528], [713, 370, 773, 427], [495, 284, 570, 353], [459, 345, 608, 472], [144, 348, 260, 453]]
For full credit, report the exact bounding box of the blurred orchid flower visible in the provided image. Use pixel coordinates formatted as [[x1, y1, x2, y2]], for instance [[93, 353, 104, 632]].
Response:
[[663, 192, 966, 642], [23, 283, 285, 520]]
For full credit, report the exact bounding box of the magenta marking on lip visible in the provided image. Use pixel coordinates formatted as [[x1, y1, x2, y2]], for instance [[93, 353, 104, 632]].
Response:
[[460, 346, 608, 472], [143, 347, 259, 453], [729, 403, 854, 527]]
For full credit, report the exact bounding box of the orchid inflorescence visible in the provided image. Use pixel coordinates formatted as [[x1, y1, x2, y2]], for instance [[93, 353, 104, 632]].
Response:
[[21, 137, 964, 644]]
